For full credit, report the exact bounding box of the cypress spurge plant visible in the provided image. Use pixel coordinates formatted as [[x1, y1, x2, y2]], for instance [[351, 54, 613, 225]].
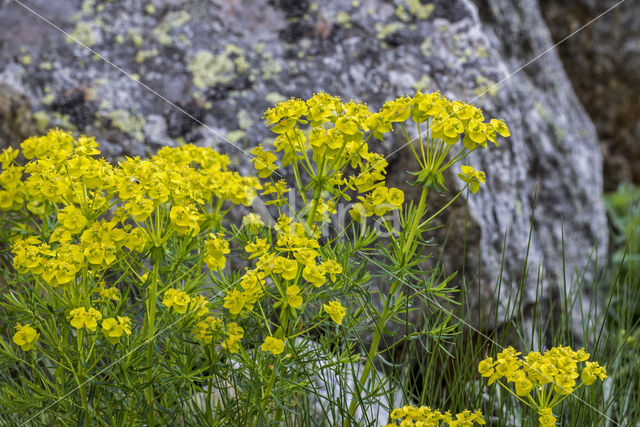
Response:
[[478, 346, 607, 426], [0, 90, 511, 425]]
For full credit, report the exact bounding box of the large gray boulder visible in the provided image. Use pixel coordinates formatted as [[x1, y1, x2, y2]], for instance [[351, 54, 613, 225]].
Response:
[[540, 0, 640, 189], [0, 0, 606, 337]]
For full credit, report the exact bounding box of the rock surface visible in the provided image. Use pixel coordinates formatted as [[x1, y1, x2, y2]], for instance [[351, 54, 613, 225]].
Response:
[[539, 0, 640, 190], [0, 0, 607, 336]]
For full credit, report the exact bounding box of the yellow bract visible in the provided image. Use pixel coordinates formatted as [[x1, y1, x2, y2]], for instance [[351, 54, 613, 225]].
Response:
[[69, 307, 103, 331], [261, 336, 285, 355], [13, 323, 40, 351], [323, 300, 346, 325], [102, 317, 132, 344]]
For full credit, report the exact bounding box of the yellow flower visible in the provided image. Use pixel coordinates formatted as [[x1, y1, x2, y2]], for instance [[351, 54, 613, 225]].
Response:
[[323, 300, 346, 325], [303, 263, 326, 287], [101, 316, 132, 344], [204, 233, 230, 271], [515, 376, 533, 396], [13, 323, 40, 351], [251, 146, 278, 178], [223, 289, 247, 315], [261, 336, 285, 355], [242, 213, 264, 231], [170, 205, 200, 235], [538, 408, 556, 427], [478, 358, 494, 377], [285, 285, 303, 309], [458, 165, 486, 194], [223, 322, 244, 353], [57, 205, 88, 234], [98, 283, 120, 301], [193, 316, 223, 342], [581, 361, 607, 385], [125, 196, 154, 222], [162, 289, 192, 314], [69, 307, 102, 331]]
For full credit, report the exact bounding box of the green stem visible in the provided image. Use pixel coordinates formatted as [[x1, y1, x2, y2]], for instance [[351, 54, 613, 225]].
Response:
[[345, 187, 429, 425], [344, 283, 397, 426], [77, 329, 90, 423], [145, 256, 160, 426], [403, 187, 429, 255]]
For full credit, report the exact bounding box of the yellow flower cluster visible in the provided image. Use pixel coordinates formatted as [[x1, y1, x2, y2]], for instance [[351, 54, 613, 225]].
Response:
[[223, 214, 343, 319], [1, 130, 262, 292], [162, 289, 211, 317], [384, 405, 485, 427], [259, 94, 410, 222], [479, 346, 607, 426]]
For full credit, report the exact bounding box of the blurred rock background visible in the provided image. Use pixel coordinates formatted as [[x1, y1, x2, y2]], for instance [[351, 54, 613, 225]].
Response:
[[1, 0, 633, 337]]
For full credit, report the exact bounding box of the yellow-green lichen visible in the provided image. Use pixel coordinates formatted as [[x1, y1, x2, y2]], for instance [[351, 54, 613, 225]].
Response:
[[237, 110, 253, 130], [412, 74, 431, 91], [146, 3, 156, 14], [93, 77, 109, 87], [188, 50, 233, 89], [534, 101, 548, 120], [395, 5, 410, 22], [188, 45, 248, 89], [259, 56, 283, 80], [41, 93, 55, 106], [226, 130, 246, 144], [473, 75, 499, 97], [420, 37, 432, 56], [153, 11, 191, 46], [265, 92, 285, 104], [21, 55, 33, 65], [135, 49, 159, 63], [335, 12, 351, 28], [375, 22, 404, 40], [351, 0, 360, 7], [253, 42, 265, 54], [51, 112, 77, 131], [107, 109, 146, 141], [127, 28, 144, 48], [476, 46, 489, 58], [397, 0, 434, 21], [39, 62, 53, 70], [32, 111, 50, 132], [99, 100, 112, 110], [68, 22, 97, 46], [407, 0, 434, 20]]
